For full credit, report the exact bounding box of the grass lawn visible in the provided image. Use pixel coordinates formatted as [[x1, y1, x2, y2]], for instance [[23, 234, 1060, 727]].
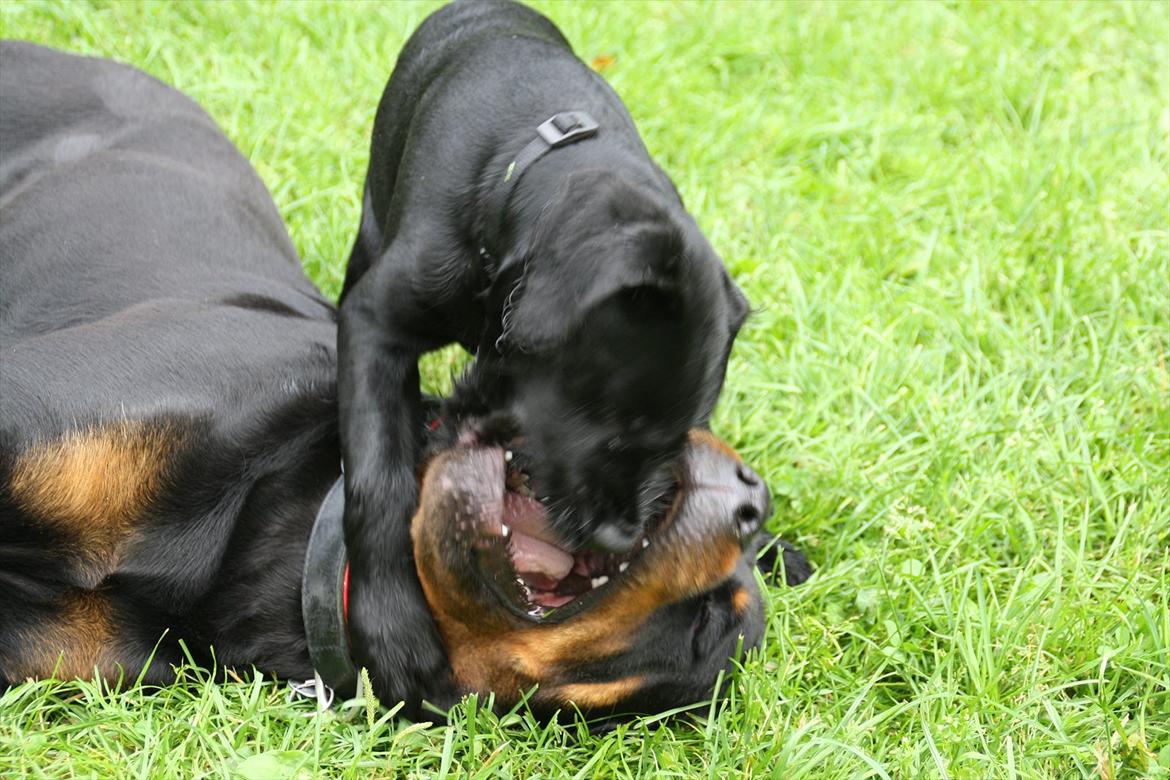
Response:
[[2, 1, 1168, 777]]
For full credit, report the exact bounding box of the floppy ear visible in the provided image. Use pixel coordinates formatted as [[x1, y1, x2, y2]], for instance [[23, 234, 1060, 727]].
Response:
[[723, 270, 750, 339], [752, 532, 813, 586], [498, 170, 686, 353]]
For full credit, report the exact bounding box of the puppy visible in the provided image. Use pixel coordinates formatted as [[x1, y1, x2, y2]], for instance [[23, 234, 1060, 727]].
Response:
[[338, 0, 752, 711]]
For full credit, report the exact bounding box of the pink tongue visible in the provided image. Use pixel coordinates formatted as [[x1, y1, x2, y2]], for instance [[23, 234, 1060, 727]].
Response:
[[503, 491, 573, 581], [510, 532, 574, 581], [503, 493, 560, 542]]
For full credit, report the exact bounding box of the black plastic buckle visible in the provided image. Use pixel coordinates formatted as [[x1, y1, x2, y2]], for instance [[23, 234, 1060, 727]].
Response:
[[537, 111, 599, 148]]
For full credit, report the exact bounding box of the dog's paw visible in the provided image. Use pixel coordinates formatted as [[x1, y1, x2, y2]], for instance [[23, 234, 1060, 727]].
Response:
[[754, 533, 813, 586], [347, 568, 456, 719]]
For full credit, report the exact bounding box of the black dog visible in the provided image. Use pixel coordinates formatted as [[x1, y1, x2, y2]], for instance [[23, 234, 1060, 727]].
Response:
[[0, 41, 810, 720], [338, 0, 751, 711]]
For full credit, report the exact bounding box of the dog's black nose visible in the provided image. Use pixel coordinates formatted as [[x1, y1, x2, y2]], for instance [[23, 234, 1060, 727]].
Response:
[[591, 519, 641, 553], [733, 462, 769, 544]]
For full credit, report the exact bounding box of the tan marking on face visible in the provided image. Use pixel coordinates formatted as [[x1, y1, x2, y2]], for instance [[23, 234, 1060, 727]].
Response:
[[417, 533, 741, 704], [419, 527, 740, 698], [732, 587, 751, 616], [412, 496, 529, 695], [686, 429, 743, 462], [2, 591, 119, 681], [9, 421, 186, 574]]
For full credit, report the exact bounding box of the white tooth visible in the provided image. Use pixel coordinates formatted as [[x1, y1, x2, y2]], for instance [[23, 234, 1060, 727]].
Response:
[[504, 450, 513, 462], [501, 523, 510, 538], [619, 562, 629, 573], [641, 538, 650, 549], [591, 575, 609, 589]]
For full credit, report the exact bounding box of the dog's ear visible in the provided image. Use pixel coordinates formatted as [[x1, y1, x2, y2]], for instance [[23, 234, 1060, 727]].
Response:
[[752, 531, 812, 586], [499, 170, 688, 353], [722, 270, 750, 339]]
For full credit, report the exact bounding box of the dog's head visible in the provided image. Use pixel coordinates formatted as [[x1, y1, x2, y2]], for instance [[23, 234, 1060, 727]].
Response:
[[465, 170, 749, 554], [411, 429, 780, 719]]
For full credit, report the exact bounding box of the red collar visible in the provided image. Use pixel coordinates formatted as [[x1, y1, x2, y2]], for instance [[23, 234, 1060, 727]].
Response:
[[301, 475, 358, 696], [342, 562, 351, 626]]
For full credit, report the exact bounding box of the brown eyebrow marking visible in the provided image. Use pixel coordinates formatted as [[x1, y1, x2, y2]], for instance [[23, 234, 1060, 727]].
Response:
[[3, 591, 118, 681], [687, 429, 742, 462], [9, 420, 186, 578], [732, 586, 751, 615]]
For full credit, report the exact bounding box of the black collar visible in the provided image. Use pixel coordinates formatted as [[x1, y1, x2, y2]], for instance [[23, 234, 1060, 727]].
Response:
[[301, 475, 358, 697], [478, 110, 599, 270]]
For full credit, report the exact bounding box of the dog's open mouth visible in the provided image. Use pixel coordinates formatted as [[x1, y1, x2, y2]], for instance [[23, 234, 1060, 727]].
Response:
[[471, 448, 672, 621]]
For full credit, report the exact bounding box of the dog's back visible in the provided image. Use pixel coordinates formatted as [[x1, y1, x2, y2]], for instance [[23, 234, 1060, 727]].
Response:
[[0, 42, 338, 687], [345, 0, 651, 292]]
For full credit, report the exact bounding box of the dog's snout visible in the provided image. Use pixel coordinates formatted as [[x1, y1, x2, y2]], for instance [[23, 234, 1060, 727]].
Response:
[[732, 463, 769, 545], [734, 501, 763, 541]]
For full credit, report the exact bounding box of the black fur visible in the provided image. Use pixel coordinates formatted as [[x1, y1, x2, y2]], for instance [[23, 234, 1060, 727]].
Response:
[[0, 40, 337, 690], [337, 0, 749, 711]]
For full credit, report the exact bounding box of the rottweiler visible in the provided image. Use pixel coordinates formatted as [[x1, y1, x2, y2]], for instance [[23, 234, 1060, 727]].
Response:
[[0, 42, 811, 720], [339, 0, 754, 711]]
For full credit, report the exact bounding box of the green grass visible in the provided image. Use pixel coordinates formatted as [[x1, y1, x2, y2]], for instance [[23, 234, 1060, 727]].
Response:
[[2, 1, 1168, 777]]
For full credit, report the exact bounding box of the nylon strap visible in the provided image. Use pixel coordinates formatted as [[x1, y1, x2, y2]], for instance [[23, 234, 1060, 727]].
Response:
[[301, 475, 357, 698], [480, 110, 599, 262]]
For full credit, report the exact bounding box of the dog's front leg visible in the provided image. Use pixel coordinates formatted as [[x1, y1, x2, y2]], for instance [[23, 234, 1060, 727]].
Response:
[[337, 261, 457, 717]]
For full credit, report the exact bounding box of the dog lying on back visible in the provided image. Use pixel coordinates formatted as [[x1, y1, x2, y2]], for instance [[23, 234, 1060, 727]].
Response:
[[337, 0, 755, 712], [0, 41, 811, 720]]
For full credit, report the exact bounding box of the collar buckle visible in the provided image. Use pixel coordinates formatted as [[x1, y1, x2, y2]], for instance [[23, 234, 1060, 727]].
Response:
[[536, 111, 599, 148], [479, 110, 601, 258]]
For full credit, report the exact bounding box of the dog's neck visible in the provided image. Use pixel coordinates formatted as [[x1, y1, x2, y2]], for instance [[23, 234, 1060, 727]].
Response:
[[474, 111, 599, 267]]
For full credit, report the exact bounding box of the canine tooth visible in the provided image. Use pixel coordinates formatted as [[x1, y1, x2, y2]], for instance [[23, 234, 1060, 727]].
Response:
[[641, 538, 650, 549], [501, 523, 510, 538], [504, 450, 513, 462], [591, 575, 609, 589], [618, 561, 629, 573]]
